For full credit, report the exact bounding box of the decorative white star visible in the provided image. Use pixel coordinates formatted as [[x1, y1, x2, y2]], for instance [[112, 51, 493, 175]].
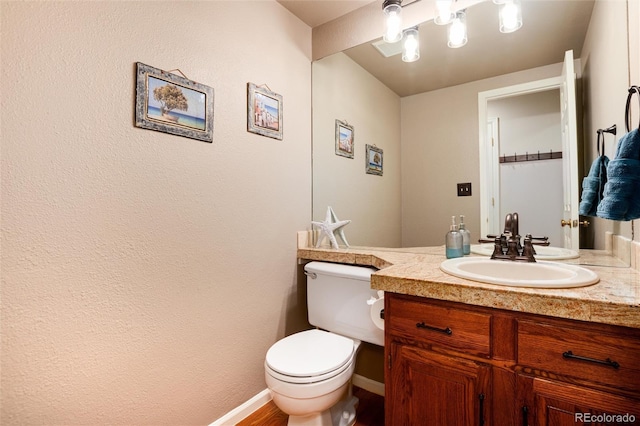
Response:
[[329, 207, 350, 248], [312, 206, 351, 249]]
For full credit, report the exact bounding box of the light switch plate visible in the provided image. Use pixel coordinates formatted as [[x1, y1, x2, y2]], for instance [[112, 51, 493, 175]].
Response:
[[457, 182, 472, 196]]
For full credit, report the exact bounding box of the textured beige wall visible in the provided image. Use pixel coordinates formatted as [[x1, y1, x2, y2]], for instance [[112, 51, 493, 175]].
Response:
[[312, 53, 402, 248], [400, 63, 564, 247], [1, 1, 311, 424], [630, 0, 640, 89], [580, 0, 636, 248]]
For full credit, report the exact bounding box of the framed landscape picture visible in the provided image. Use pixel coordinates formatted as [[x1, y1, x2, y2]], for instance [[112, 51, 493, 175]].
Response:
[[335, 119, 354, 158], [247, 83, 283, 140], [365, 144, 383, 176], [135, 62, 214, 143]]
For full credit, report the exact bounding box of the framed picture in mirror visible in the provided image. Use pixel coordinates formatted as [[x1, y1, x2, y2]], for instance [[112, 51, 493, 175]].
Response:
[[365, 144, 383, 176], [247, 83, 283, 140], [335, 119, 354, 158]]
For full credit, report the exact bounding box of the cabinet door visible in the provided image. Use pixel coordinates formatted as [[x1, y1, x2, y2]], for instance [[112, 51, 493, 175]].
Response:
[[388, 342, 491, 426], [519, 376, 640, 426]]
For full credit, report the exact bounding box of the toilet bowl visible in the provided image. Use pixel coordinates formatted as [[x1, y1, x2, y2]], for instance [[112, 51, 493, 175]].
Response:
[[264, 262, 384, 426], [265, 329, 361, 425]]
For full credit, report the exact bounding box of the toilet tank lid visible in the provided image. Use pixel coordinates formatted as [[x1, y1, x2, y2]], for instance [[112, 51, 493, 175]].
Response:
[[304, 262, 375, 281]]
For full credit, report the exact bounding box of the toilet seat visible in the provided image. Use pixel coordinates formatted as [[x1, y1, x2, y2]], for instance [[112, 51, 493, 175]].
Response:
[[265, 351, 355, 385], [266, 330, 355, 384]]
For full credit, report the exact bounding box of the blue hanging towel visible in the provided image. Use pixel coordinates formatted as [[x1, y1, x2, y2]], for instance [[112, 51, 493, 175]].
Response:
[[596, 128, 640, 220], [579, 155, 609, 217]]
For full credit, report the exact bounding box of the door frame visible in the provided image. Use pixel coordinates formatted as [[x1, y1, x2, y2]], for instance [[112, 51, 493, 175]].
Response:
[[478, 77, 563, 239]]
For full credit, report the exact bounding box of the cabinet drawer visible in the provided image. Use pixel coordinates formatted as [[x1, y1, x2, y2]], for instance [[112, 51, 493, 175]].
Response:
[[387, 296, 491, 357], [518, 320, 640, 394]]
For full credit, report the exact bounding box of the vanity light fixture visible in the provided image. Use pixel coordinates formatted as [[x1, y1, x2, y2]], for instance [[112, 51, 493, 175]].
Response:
[[434, 0, 455, 25], [499, 0, 523, 33], [379, 0, 522, 61], [402, 26, 420, 62], [382, 0, 403, 43], [448, 10, 467, 48]]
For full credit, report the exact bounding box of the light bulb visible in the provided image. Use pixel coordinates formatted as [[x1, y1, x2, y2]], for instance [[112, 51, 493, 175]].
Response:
[[499, 0, 522, 33], [448, 11, 467, 48], [402, 28, 420, 62], [434, 0, 454, 25], [383, 3, 403, 43]]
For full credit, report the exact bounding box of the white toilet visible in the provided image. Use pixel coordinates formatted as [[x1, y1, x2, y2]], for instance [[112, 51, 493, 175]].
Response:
[[264, 261, 384, 426]]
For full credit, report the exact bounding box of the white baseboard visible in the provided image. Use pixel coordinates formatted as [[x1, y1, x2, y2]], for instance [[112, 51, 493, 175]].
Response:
[[209, 376, 385, 425], [209, 388, 271, 426], [352, 374, 385, 397]]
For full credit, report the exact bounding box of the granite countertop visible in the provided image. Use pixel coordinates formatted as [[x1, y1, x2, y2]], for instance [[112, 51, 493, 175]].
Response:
[[297, 246, 640, 329]]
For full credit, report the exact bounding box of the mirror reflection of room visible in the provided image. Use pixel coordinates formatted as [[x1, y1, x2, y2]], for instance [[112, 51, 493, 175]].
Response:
[[312, 0, 636, 266]]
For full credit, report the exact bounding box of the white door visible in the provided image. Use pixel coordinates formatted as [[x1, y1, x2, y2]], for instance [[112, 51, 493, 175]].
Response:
[[485, 118, 501, 235], [560, 50, 579, 250], [479, 50, 580, 248]]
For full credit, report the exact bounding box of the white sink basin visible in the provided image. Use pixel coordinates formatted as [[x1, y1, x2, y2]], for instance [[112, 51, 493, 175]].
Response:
[[440, 257, 599, 288], [470, 244, 579, 260]]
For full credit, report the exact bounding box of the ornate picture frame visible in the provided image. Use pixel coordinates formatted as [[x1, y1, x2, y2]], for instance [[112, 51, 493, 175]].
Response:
[[365, 144, 383, 176], [135, 62, 214, 143], [247, 83, 283, 140], [335, 119, 354, 158]]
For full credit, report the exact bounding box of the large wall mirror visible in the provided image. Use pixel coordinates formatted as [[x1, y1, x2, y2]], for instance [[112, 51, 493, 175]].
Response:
[[312, 0, 635, 260]]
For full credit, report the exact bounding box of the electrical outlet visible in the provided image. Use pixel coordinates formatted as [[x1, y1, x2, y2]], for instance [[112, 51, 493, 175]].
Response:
[[457, 182, 472, 197]]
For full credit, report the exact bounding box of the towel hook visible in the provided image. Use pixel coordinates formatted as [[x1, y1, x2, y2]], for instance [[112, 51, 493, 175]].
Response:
[[596, 125, 616, 157], [625, 85, 639, 132]]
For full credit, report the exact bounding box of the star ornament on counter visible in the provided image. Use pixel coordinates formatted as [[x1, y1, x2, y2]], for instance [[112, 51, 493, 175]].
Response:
[[312, 207, 351, 249], [329, 207, 350, 248]]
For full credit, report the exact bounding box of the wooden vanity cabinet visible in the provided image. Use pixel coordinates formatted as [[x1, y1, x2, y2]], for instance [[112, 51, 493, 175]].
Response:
[[516, 318, 640, 425], [388, 342, 491, 426], [517, 376, 640, 426], [384, 293, 640, 426]]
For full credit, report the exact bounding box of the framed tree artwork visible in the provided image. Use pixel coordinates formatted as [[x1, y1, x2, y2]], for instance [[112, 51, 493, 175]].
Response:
[[135, 62, 214, 143]]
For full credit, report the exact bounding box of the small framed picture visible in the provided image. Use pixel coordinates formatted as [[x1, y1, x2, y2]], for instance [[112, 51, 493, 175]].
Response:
[[247, 83, 283, 140], [135, 62, 214, 143], [365, 144, 383, 176], [335, 120, 354, 158]]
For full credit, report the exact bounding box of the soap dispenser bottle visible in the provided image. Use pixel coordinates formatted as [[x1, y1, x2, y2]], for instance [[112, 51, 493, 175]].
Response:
[[445, 216, 464, 259], [459, 215, 471, 255]]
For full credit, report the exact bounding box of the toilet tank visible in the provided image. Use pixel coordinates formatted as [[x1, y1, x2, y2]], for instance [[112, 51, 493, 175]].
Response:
[[305, 262, 383, 346]]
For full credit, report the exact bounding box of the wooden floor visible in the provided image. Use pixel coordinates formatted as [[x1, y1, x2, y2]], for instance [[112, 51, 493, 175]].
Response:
[[237, 387, 384, 426]]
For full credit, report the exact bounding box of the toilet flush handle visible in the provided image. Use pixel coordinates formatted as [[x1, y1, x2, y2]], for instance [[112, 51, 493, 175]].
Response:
[[304, 271, 317, 279]]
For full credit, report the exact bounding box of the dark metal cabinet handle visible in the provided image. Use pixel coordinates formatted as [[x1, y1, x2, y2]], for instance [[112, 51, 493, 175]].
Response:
[[522, 406, 529, 426], [562, 351, 620, 369], [478, 394, 485, 426], [415, 322, 452, 335]]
